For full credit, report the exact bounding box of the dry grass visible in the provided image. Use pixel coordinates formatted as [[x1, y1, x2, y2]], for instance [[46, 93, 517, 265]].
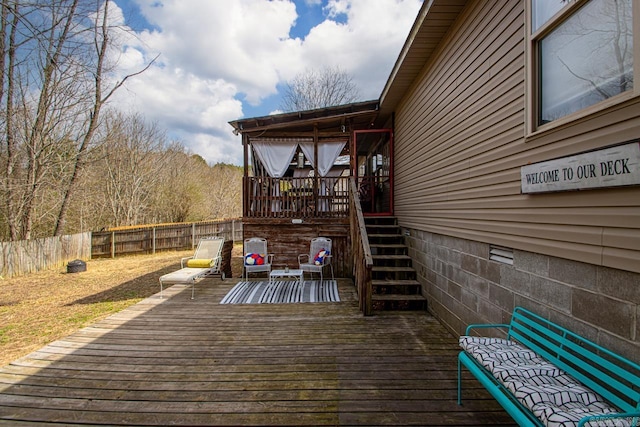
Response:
[[0, 244, 244, 368]]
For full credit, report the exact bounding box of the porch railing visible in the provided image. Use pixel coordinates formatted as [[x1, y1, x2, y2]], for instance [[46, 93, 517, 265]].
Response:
[[243, 176, 349, 219], [349, 177, 374, 315]]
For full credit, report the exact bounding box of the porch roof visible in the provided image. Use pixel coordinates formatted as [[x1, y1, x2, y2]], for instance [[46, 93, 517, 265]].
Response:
[[228, 99, 380, 135]]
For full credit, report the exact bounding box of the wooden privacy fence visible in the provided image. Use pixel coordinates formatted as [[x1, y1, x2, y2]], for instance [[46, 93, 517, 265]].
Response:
[[0, 233, 91, 279], [91, 219, 243, 258]]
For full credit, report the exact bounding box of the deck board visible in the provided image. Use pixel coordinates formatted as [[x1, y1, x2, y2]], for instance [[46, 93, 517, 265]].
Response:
[[0, 278, 515, 426]]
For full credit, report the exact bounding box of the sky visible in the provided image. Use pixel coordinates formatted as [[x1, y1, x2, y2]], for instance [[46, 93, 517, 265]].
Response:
[[108, 0, 423, 166]]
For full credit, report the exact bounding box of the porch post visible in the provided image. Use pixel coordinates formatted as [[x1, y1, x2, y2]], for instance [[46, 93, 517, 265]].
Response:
[[243, 134, 249, 178], [243, 134, 249, 218], [313, 125, 318, 214]]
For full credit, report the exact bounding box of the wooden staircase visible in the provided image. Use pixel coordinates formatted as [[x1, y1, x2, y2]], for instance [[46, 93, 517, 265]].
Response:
[[366, 216, 427, 311]]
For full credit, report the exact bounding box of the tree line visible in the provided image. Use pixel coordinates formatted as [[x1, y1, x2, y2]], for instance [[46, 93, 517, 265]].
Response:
[[0, 0, 241, 241]]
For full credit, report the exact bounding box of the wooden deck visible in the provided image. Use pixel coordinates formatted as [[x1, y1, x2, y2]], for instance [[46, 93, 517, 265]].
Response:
[[0, 278, 515, 426]]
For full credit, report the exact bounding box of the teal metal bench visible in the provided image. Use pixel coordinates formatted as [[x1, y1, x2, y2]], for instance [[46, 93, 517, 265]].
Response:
[[458, 306, 640, 426]]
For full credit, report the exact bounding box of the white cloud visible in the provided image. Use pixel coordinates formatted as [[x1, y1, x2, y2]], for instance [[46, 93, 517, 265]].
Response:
[[108, 0, 421, 165], [306, 0, 422, 99], [135, 0, 301, 103]]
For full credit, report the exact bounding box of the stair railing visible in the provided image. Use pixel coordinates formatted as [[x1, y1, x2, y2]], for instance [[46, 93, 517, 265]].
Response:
[[349, 177, 374, 315]]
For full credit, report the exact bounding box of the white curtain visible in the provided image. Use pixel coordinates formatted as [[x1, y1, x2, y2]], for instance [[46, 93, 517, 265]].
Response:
[[252, 137, 346, 177], [299, 140, 347, 177], [251, 138, 300, 178]]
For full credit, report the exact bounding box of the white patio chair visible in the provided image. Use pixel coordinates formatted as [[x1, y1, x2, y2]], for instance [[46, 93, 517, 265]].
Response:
[[298, 237, 334, 284], [243, 237, 274, 280], [159, 236, 225, 299]]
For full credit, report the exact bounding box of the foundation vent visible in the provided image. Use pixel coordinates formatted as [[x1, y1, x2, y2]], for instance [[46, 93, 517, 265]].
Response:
[[490, 246, 514, 265]]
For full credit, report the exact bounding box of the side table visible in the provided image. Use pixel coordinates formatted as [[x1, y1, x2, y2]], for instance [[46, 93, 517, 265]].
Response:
[[269, 269, 303, 285]]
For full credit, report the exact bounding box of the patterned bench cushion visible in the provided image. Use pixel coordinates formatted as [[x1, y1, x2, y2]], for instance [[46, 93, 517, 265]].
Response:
[[459, 336, 628, 427]]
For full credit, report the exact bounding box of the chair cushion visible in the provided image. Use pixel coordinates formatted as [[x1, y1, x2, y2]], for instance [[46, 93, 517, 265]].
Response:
[[245, 253, 265, 266], [314, 249, 330, 265], [513, 378, 621, 427], [459, 336, 547, 372], [186, 258, 214, 268]]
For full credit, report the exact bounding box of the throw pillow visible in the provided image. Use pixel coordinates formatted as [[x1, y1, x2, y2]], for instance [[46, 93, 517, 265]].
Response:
[[314, 249, 330, 265], [245, 253, 265, 266], [186, 258, 214, 268]]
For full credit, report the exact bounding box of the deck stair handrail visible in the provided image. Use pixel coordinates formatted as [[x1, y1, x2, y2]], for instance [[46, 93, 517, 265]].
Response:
[[349, 177, 374, 315]]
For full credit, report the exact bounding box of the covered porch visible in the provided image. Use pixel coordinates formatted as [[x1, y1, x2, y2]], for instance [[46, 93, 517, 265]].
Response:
[[229, 101, 395, 276], [0, 277, 514, 425]]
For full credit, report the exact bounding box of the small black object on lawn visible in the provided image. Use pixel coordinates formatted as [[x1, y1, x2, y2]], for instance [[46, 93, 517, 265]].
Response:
[[67, 259, 87, 273]]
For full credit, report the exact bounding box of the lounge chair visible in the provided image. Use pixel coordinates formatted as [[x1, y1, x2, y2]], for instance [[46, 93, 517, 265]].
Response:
[[298, 237, 334, 284], [159, 236, 225, 299], [243, 237, 274, 280]]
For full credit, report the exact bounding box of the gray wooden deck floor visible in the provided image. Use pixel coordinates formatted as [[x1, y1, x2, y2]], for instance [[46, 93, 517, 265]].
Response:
[[0, 278, 514, 426]]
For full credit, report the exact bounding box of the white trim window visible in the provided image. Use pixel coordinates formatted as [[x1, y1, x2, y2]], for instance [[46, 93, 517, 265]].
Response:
[[529, 0, 635, 129]]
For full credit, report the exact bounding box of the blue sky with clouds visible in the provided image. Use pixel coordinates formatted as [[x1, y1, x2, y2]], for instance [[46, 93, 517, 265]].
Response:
[[108, 0, 422, 165]]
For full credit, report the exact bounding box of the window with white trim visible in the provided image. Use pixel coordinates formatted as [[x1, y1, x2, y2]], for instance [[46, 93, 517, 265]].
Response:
[[529, 0, 635, 128]]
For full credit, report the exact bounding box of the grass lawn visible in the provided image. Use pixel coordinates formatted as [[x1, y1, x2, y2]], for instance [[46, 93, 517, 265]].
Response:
[[0, 244, 244, 367]]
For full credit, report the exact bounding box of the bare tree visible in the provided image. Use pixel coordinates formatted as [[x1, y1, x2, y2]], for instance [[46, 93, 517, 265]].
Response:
[[0, 1, 21, 240], [97, 112, 168, 227], [0, 1, 242, 239], [1, 0, 85, 240], [206, 163, 242, 219], [150, 150, 242, 224], [0, 0, 156, 240], [149, 145, 197, 223], [53, 0, 157, 235], [280, 65, 361, 112]]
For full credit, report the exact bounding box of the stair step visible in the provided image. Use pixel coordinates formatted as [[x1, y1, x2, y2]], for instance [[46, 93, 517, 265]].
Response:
[[370, 244, 407, 252], [366, 225, 401, 233], [372, 266, 415, 273], [364, 217, 426, 312], [365, 217, 397, 224], [372, 254, 412, 260], [372, 279, 421, 287], [371, 293, 427, 311], [370, 244, 408, 257], [372, 294, 426, 302], [372, 254, 413, 269]]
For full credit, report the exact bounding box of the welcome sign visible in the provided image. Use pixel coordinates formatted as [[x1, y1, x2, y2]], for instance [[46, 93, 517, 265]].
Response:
[[521, 141, 640, 194]]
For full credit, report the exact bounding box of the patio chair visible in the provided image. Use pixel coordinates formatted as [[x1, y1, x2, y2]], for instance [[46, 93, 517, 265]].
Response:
[[298, 237, 334, 284], [159, 236, 225, 299], [243, 237, 274, 280]]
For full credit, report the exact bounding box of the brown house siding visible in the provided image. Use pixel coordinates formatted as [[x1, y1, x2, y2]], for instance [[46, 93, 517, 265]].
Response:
[[392, 0, 640, 360], [394, 0, 640, 275]]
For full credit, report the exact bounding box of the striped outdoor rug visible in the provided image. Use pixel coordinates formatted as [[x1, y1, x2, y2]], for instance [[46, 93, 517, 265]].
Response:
[[220, 280, 340, 304]]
